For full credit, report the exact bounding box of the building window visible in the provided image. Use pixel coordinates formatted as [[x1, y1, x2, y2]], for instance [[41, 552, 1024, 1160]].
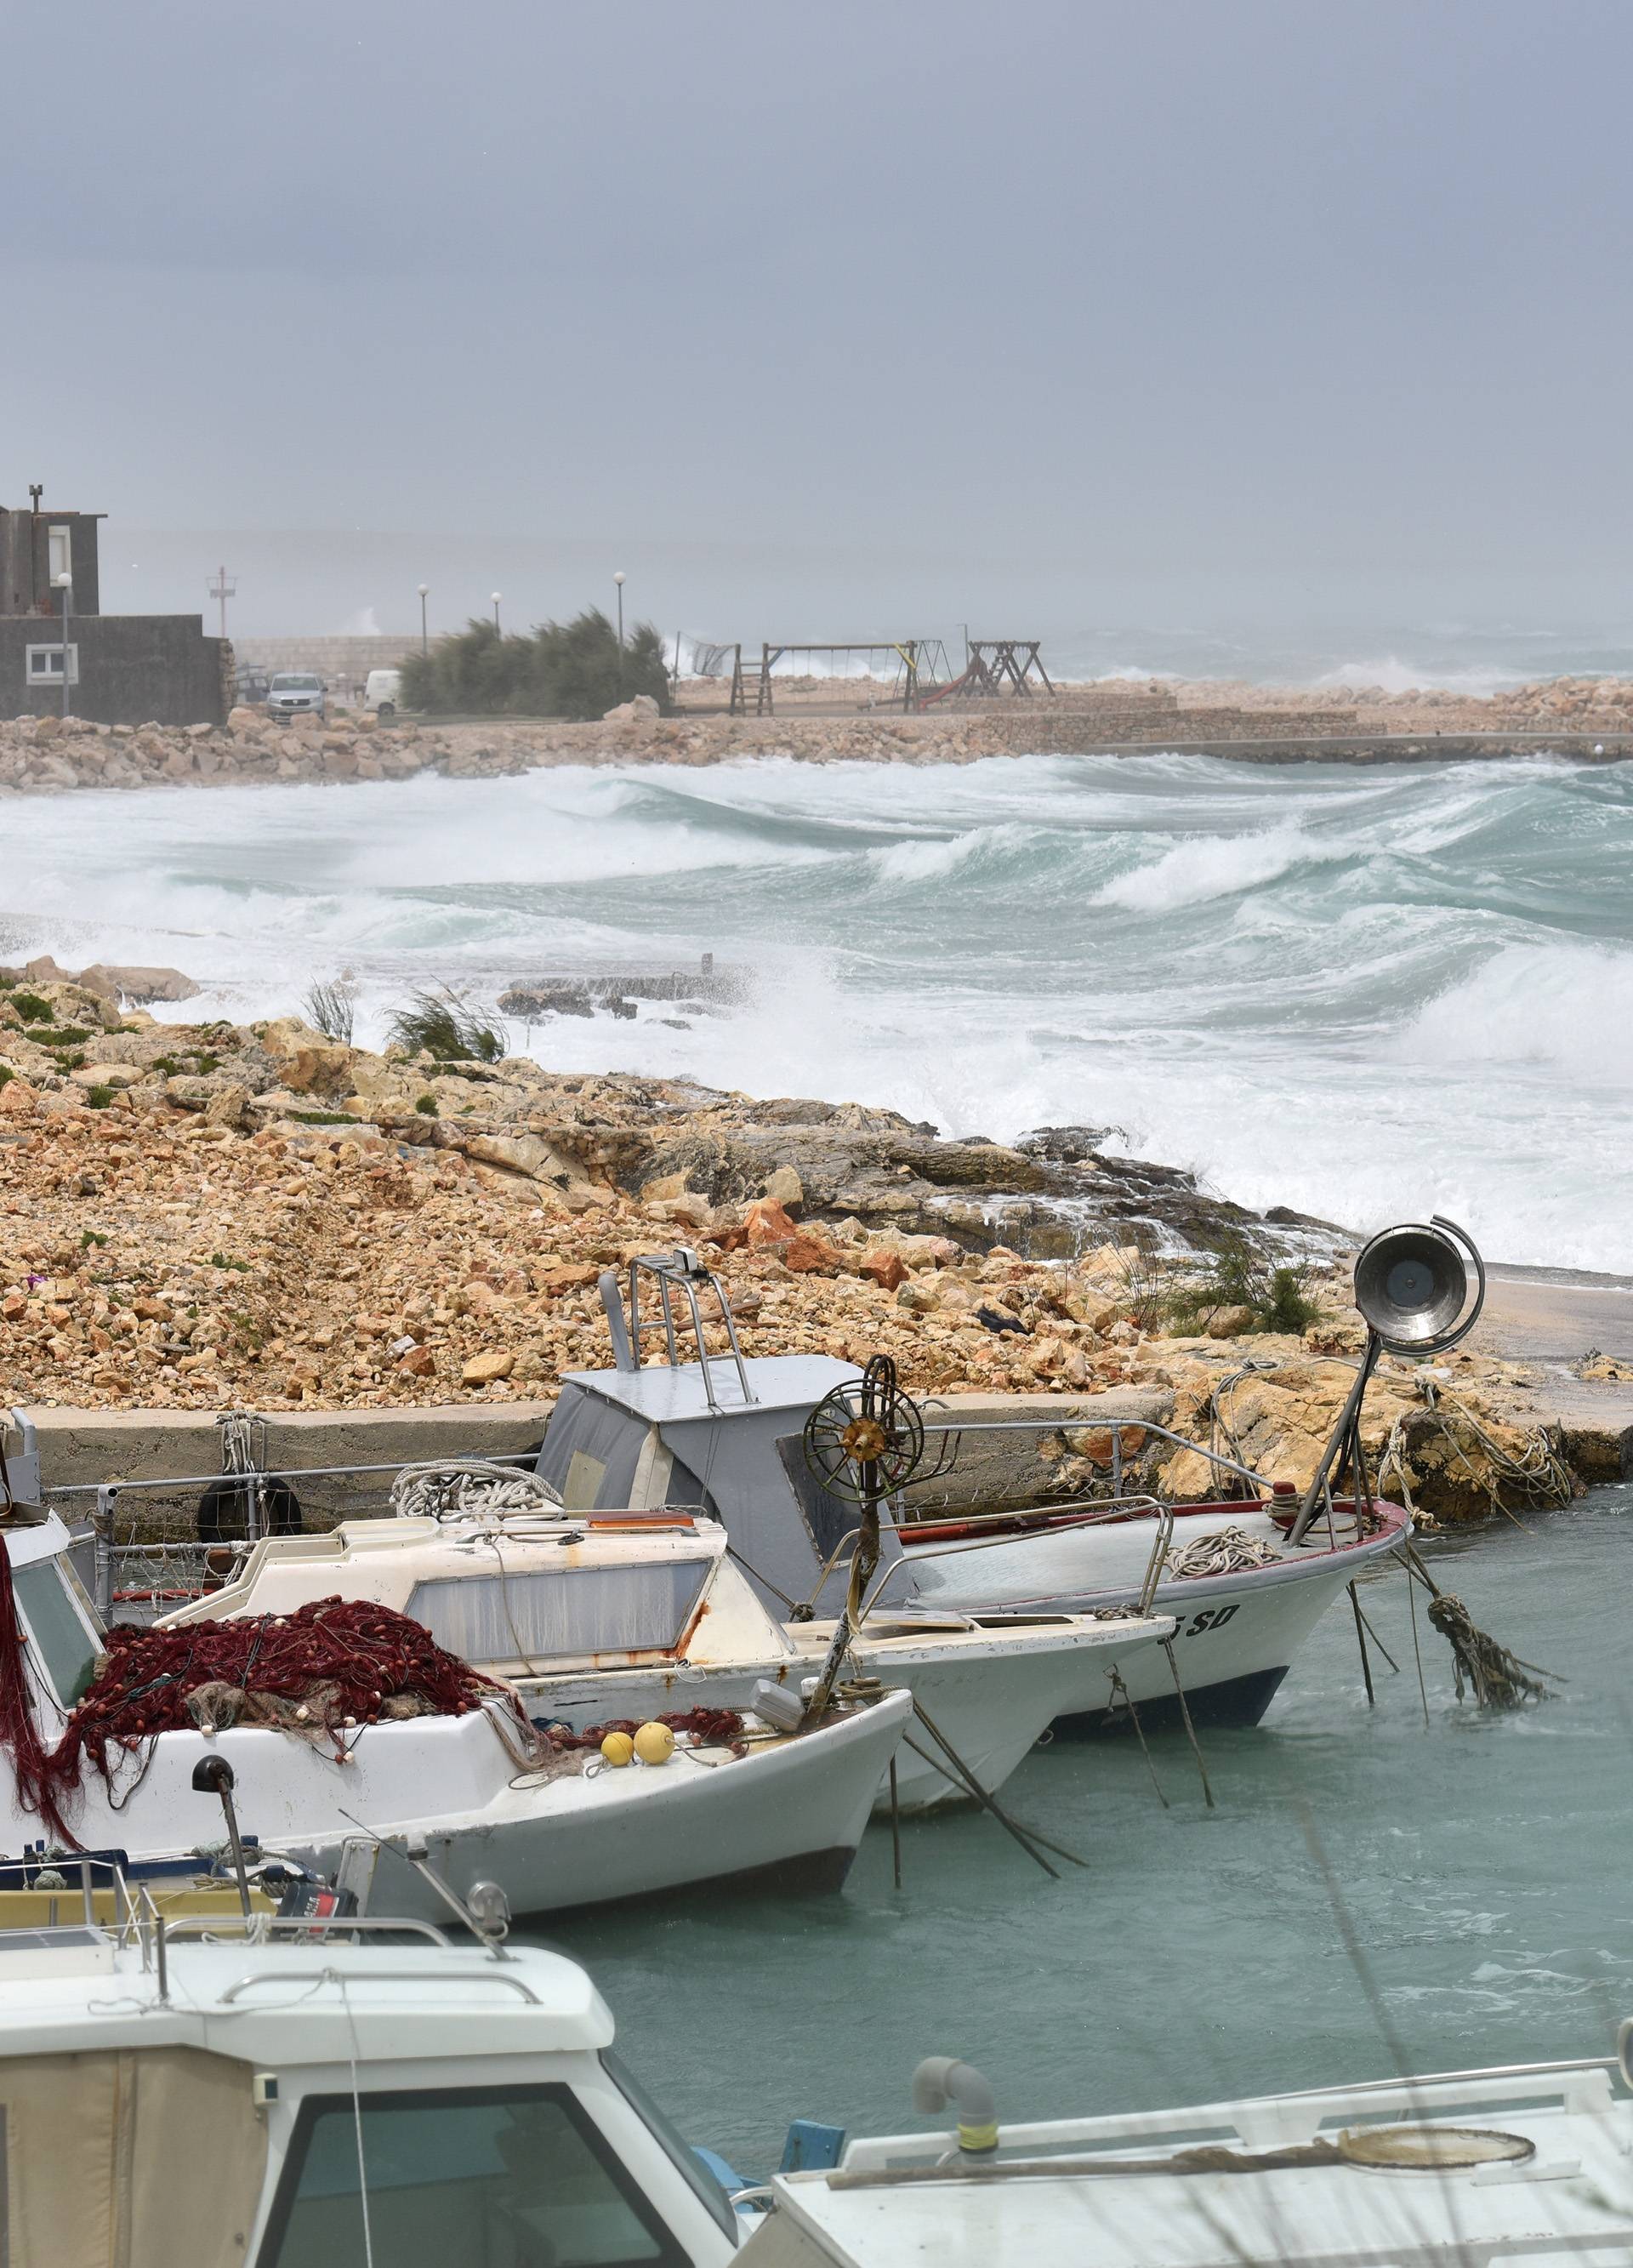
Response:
[[26, 644, 78, 686], [47, 525, 71, 584]]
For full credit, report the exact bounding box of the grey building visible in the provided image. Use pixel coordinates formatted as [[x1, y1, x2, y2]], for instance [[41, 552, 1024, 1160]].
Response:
[[1, 491, 229, 725]]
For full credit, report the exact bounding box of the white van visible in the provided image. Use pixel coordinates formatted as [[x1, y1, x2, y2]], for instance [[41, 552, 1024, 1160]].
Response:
[[364, 667, 403, 718]]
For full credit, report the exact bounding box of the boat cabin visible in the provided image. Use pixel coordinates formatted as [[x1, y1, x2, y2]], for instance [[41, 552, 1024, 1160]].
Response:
[[535, 1351, 897, 1619], [0, 1923, 742, 2265], [166, 1511, 800, 1682]]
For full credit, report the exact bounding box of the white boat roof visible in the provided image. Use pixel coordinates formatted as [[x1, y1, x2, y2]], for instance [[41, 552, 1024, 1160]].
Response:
[[560, 1353, 858, 1422], [755, 2060, 1633, 2267], [0, 1931, 613, 2066]]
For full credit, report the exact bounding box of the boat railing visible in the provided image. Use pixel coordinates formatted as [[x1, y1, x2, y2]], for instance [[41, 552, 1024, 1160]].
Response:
[[835, 2058, 1628, 2171], [837, 1496, 1179, 1623], [46, 1452, 541, 1620], [908, 1411, 1276, 1515]]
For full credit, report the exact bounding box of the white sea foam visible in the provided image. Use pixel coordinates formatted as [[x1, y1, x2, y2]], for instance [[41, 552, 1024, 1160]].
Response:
[[1396, 942, 1633, 1086], [1092, 821, 1345, 912], [9, 753, 1633, 1268], [1315, 654, 1533, 699], [867, 823, 1032, 884]]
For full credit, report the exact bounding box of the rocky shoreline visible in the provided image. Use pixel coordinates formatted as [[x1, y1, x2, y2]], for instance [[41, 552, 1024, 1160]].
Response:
[[7, 670, 1633, 795], [3, 970, 1627, 1524]]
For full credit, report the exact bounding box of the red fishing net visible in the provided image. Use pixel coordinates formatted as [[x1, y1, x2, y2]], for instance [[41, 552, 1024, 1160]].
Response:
[[1, 1577, 505, 1849]]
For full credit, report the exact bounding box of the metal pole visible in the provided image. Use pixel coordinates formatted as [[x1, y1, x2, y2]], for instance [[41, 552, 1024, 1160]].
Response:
[[60, 579, 71, 718], [614, 573, 625, 696], [94, 1483, 115, 1618]]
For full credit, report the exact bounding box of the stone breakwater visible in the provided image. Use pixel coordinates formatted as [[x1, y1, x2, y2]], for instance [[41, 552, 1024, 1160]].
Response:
[[9, 670, 1633, 795], [3, 978, 1626, 1520]]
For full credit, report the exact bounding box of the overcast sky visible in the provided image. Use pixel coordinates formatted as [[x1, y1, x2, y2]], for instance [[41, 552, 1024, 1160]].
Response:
[[6, 0, 1631, 661]]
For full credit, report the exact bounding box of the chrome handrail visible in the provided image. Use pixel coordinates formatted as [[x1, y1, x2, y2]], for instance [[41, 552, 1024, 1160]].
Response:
[[623, 1251, 755, 1412], [221, 1962, 540, 2005]]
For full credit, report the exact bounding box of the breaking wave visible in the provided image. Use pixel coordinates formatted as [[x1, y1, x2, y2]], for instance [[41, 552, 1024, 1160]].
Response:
[[9, 749, 1633, 1268]]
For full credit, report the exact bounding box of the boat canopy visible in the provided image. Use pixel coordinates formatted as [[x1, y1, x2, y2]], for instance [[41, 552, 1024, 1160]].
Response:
[[535, 1356, 911, 1616]]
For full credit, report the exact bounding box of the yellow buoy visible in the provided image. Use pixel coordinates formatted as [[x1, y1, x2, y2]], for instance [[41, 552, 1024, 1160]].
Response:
[[599, 1730, 635, 1767], [633, 1721, 675, 1766]]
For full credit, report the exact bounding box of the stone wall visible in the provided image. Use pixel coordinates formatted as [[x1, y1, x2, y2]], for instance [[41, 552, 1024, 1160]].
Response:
[[232, 635, 422, 680], [6, 696, 1633, 799]]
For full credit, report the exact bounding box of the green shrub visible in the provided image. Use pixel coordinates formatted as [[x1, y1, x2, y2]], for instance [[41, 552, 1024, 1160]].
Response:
[[414, 1092, 439, 1116], [52, 1051, 87, 1073], [0, 1067, 12, 1090], [84, 1084, 114, 1109], [151, 1056, 180, 1077], [1164, 1235, 1321, 1337], [10, 994, 54, 1023], [288, 1108, 354, 1125], [400, 607, 670, 720], [208, 1251, 251, 1273], [304, 978, 356, 1044], [386, 988, 504, 1064], [79, 1228, 107, 1248], [193, 1052, 221, 1076], [49, 1024, 92, 1046]]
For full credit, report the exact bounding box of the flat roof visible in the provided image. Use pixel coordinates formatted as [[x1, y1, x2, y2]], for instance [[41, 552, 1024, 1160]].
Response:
[[562, 1354, 860, 1424]]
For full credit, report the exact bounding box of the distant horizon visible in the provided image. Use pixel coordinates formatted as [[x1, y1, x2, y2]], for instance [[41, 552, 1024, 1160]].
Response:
[[9, 1, 1633, 681]]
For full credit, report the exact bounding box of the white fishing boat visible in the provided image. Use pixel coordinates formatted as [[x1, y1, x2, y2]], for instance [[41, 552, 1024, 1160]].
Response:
[[735, 2043, 1633, 2265], [165, 1500, 1175, 1812], [515, 1249, 1414, 1735], [0, 1894, 746, 2265], [0, 1467, 910, 1921]]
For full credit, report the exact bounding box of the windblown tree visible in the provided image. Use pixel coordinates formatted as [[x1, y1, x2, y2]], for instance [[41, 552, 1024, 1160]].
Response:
[[400, 608, 670, 718]]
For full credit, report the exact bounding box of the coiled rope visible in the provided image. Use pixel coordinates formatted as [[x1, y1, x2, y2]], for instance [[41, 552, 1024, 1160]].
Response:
[[389, 1459, 563, 1524], [1164, 1525, 1281, 1580]]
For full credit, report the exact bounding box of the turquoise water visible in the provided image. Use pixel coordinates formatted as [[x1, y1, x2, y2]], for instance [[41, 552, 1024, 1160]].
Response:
[[537, 1489, 1632, 2173]]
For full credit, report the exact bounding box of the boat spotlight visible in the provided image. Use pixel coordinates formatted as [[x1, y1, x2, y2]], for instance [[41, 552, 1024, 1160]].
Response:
[[1353, 1216, 1485, 1357], [1289, 1214, 1485, 1544]]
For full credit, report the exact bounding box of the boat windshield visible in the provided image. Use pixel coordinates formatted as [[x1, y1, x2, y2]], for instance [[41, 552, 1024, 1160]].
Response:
[[258, 2083, 686, 2266], [406, 1559, 712, 1667], [12, 1561, 98, 1705]]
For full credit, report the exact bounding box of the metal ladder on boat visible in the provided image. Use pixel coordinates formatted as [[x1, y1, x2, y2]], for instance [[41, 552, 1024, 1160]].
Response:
[[599, 1249, 757, 1413]]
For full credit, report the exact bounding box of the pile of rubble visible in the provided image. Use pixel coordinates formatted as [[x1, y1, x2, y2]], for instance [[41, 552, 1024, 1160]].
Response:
[[0, 981, 1594, 1522]]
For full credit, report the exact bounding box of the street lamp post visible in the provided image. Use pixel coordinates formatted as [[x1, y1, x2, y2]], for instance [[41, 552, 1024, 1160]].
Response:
[[492, 591, 503, 635], [613, 570, 626, 696], [417, 583, 430, 654], [54, 572, 73, 719]]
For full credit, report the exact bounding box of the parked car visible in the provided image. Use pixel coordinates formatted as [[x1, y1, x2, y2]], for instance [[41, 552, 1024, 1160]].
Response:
[[265, 672, 327, 721], [364, 666, 402, 718]]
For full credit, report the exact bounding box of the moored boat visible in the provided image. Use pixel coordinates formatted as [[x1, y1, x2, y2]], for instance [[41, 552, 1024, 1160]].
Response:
[[0, 1485, 910, 1920], [735, 2043, 1633, 2265], [519, 1249, 1413, 1733], [164, 1502, 1175, 1812], [0, 1896, 746, 2265]]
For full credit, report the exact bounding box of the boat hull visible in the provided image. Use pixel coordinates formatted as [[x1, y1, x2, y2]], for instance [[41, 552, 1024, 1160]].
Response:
[[4, 1692, 911, 1922], [902, 1507, 1408, 1734]]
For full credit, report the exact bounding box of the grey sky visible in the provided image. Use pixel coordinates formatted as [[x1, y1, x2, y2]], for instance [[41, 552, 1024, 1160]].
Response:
[[6, 0, 1631, 657]]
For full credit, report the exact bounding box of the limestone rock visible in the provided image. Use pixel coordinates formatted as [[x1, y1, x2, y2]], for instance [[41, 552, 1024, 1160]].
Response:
[[762, 1165, 804, 1211], [462, 1349, 516, 1385]]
